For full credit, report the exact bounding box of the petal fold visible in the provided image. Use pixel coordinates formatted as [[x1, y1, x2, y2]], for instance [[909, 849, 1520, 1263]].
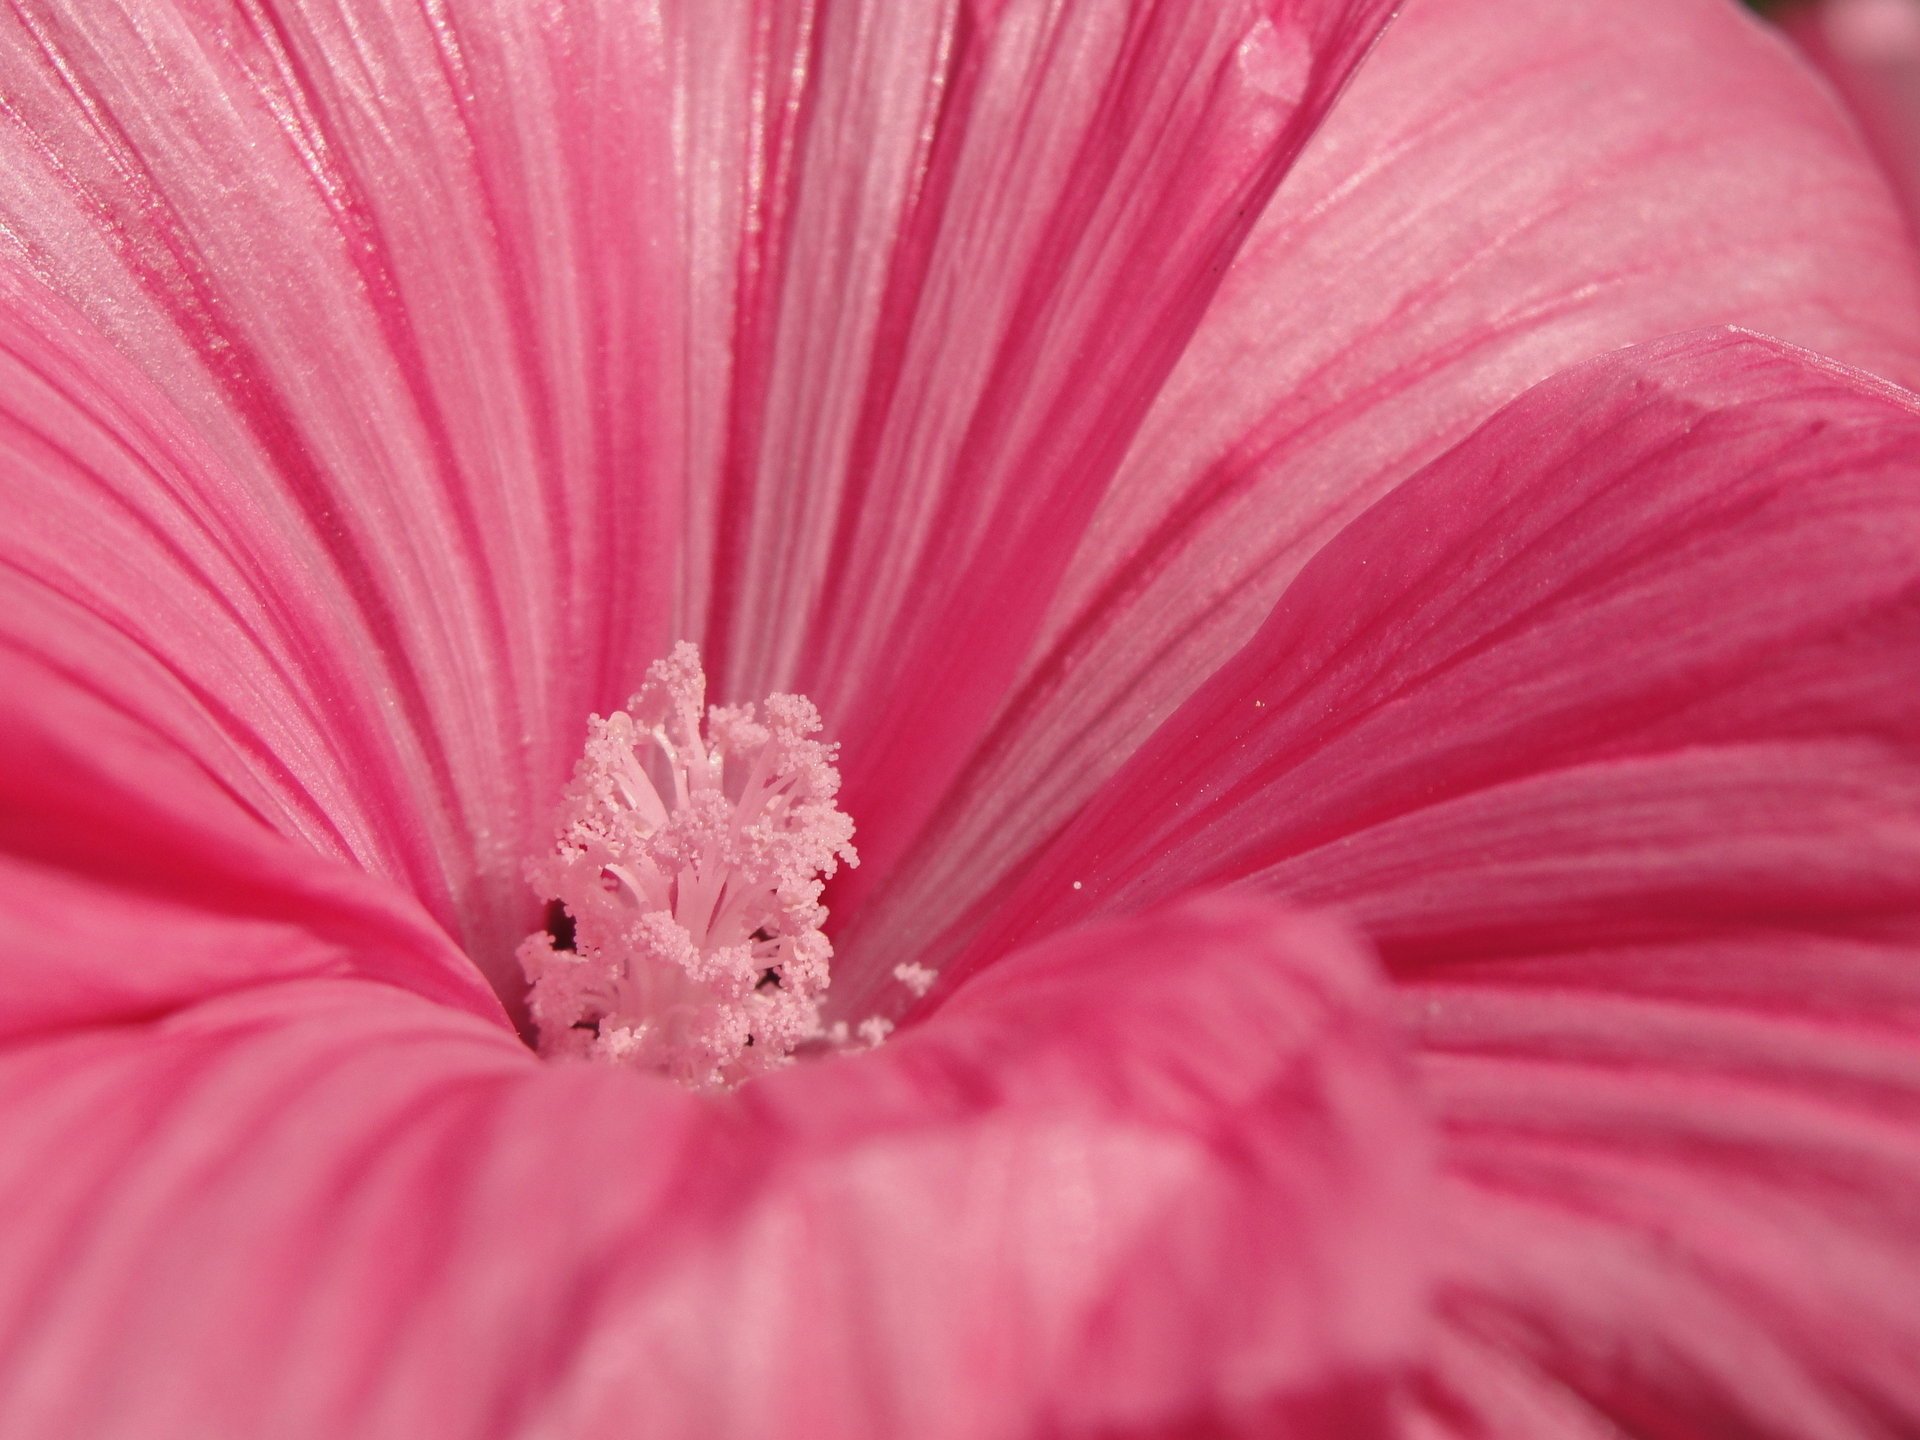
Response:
[[0, 894, 1427, 1440], [0, 630, 504, 1040]]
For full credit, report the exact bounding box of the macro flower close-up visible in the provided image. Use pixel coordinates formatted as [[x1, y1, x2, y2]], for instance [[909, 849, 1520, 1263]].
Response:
[[3, 0, 1920, 1437]]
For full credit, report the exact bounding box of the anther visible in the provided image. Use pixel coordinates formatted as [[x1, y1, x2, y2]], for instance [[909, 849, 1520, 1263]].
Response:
[[517, 643, 856, 1089]]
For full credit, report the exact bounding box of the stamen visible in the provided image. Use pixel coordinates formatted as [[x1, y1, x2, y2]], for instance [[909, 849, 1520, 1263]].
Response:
[[517, 642, 857, 1090], [893, 962, 936, 998]]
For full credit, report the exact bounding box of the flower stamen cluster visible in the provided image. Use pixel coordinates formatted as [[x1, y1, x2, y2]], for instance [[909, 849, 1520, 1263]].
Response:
[[517, 643, 856, 1089]]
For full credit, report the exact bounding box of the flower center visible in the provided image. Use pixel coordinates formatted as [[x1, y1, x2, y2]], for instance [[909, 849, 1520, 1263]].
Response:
[[517, 642, 857, 1090]]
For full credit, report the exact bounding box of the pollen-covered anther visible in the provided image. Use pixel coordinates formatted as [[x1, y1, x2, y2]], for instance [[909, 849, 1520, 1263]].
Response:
[[517, 642, 857, 1090], [893, 962, 936, 999]]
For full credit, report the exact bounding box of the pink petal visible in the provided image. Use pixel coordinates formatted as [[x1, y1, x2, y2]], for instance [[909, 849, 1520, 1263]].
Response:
[[0, 618, 504, 1039], [1405, 951, 1920, 1438], [931, 328, 1920, 1434], [0, 276, 503, 1033], [0, 0, 701, 990], [842, 0, 1920, 981], [718, 0, 1398, 917], [951, 326, 1920, 962], [1782, 0, 1920, 234], [0, 894, 1426, 1440]]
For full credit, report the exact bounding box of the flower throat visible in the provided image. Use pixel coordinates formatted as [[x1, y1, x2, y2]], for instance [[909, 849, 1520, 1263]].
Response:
[[517, 643, 857, 1090]]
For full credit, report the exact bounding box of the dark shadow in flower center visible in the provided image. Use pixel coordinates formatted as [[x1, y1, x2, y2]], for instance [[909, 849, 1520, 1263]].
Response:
[[542, 900, 577, 956]]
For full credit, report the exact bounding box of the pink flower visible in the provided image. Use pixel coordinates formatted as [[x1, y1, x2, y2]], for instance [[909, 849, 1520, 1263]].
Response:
[[2, 0, 1918, 1435]]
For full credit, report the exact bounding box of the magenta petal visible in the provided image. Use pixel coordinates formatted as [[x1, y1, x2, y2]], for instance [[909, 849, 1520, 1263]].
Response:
[[0, 277, 504, 1031], [0, 894, 1426, 1440], [0, 0, 701, 990], [0, 272, 470, 888], [0, 634, 504, 1039], [966, 327, 1920, 950], [733, 0, 1398, 920], [851, 0, 1920, 978], [1407, 956, 1920, 1438], [939, 328, 1920, 1435]]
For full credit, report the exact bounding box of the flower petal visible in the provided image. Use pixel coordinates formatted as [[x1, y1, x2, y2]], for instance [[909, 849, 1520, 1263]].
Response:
[[701, 0, 1398, 912], [967, 328, 1920, 930], [0, 276, 503, 1033], [0, 894, 1426, 1440], [0, 0, 723, 988], [1404, 942, 1920, 1439], [0, 616, 504, 1040], [848, 0, 1920, 976], [932, 328, 1920, 1436], [1783, 0, 1920, 234]]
